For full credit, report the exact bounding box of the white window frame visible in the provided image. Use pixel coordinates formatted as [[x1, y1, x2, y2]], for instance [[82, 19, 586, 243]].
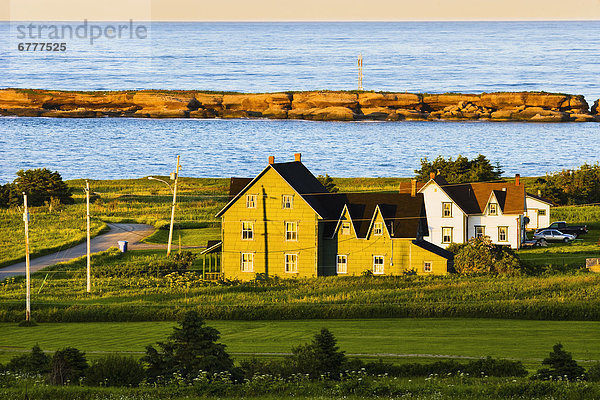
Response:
[[336, 255, 348, 274], [442, 202, 452, 218], [498, 226, 508, 242], [246, 194, 257, 208], [538, 209, 546, 216], [373, 255, 385, 275], [241, 221, 254, 240], [240, 253, 254, 272], [442, 227, 453, 244], [489, 203, 498, 216], [373, 222, 383, 236], [424, 261, 432, 273], [285, 221, 298, 241], [341, 222, 351, 235], [282, 195, 294, 209], [285, 253, 298, 273], [475, 225, 485, 238]]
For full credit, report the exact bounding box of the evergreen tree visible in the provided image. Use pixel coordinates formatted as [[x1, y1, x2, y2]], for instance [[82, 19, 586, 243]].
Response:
[[49, 347, 88, 385], [142, 311, 235, 383], [535, 343, 586, 381], [317, 174, 339, 193], [6, 344, 51, 375]]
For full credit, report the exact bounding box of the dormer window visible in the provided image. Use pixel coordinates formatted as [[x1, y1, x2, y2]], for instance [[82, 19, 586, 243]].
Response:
[[341, 222, 351, 235], [489, 203, 498, 215], [373, 222, 383, 236], [282, 195, 293, 209], [442, 202, 452, 218]]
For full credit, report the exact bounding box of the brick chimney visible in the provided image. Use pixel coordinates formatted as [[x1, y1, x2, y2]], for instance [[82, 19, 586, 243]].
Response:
[[430, 172, 436, 180], [294, 153, 302, 162], [411, 179, 417, 197], [515, 174, 520, 186], [268, 156, 275, 164]]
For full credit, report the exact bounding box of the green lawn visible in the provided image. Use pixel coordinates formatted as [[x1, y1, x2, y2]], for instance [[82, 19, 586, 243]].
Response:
[[517, 222, 600, 268], [143, 227, 221, 247], [1, 319, 599, 370]]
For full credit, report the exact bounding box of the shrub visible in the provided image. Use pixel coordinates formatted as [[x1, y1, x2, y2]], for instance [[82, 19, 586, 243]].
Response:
[[6, 344, 51, 375], [454, 237, 521, 275], [289, 328, 347, 379], [85, 354, 145, 387], [588, 362, 600, 382], [534, 343, 586, 381], [12, 168, 74, 207], [49, 347, 88, 385]]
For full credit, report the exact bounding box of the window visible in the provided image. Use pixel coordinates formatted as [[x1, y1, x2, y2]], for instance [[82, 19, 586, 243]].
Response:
[[475, 226, 485, 238], [373, 256, 384, 275], [340, 222, 351, 235], [246, 194, 257, 208], [373, 222, 383, 236], [240, 253, 254, 272], [442, 202, 452, 218], [538, 209, 546, 216], [498, 226, 508, 242], [282, 195, 294, 209], [285, 221, 298, 241], [336, 255, 347, 274], [424, 261, 432, 273], [489, 203, 498, 215], [442, 227, 453, 244], [285, 253, 298, 273], [241, 221, 254, 240]]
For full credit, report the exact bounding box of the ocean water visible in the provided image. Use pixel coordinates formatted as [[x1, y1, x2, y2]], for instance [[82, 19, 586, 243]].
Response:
[[1, 21, 599, 181], [0, 117, 599, 183]]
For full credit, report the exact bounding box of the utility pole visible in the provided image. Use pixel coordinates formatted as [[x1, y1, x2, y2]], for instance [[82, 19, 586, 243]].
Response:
[[85, 180, 91, 293], [167, 155, 181, 257], [23, 193, 31, 322], [358, 54, 363, 91]]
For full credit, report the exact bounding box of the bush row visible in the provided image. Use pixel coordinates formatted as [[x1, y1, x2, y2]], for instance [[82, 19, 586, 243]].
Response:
[[2, 300, 600, 323]]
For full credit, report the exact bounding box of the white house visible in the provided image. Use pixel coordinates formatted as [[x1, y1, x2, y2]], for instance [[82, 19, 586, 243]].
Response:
[[525, 192, 552, 230], [418, 173, 527, 249]]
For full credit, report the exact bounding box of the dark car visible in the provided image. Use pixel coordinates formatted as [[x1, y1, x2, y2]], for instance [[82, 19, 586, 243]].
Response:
[[535, 221, 588, 238]]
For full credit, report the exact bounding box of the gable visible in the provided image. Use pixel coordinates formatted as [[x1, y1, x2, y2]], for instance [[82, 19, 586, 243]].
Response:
[[421, 176, 525, 216], [217, 161, 329, 218]]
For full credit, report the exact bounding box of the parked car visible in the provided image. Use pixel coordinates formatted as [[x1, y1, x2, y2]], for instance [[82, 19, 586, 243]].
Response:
[[533, 229, 576, 243], [535, 221, 588, 238]]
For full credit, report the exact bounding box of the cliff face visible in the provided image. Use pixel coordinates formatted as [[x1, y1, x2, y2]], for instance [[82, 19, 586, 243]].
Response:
[[0, 89, 597, 122]]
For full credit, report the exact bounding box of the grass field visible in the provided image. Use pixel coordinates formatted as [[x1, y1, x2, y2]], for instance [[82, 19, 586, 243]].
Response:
[[1, 318, 599, 370]]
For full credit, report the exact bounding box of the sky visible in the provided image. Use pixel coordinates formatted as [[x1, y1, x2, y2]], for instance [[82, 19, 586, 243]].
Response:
[[2, 0, 600, 21]]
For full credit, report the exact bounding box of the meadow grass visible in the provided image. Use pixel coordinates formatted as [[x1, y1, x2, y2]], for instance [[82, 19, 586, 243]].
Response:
[[1, 247, 600, 322], [1, 318, 599, 370]]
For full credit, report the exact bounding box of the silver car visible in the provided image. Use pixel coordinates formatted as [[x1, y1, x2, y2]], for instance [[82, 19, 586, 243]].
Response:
[[532, 229, 576, 243]]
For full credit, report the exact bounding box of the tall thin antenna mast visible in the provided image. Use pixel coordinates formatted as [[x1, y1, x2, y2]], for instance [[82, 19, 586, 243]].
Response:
[[358, 54, 363, 91]]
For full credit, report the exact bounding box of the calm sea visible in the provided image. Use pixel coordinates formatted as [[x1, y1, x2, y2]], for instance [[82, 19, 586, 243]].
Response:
[[1, 21, 599, 182]]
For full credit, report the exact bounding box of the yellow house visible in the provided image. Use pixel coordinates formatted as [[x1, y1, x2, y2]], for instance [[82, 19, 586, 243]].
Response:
[[215, 154, 453, 280]]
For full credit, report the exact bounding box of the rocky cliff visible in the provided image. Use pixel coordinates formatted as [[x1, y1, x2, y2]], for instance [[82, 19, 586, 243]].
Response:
[[0, 89, 597, 122]]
